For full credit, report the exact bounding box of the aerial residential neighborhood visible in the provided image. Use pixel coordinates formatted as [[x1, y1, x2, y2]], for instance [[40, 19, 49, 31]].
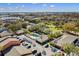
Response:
[[0, 3, 79, 56]]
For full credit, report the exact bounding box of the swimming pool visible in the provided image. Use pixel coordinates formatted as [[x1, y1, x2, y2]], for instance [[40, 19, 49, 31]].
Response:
[[30, 33, 41, 41]]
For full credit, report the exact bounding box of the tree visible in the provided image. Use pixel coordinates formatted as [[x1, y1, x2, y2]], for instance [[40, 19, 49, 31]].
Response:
[[62, 22, 76, 31], [42, 16, 49, 20], [43, 29, 51, 34], [7, 23, 21, 32], [63, 44, 79, 55], [51, 15, 58, 21], [7, 24, 17, 32], [76, 21, 79, 28], [23, 29, 31, 34], [28, 23, 45, 33], [29, 25, 42, 33], [0, 21, 3, 27], [6, 20, 27, 32], [48, 32, 61, 39], [52, 52, 64, 56], [30, 18, 41, 24], [22, 22, 27, 28]]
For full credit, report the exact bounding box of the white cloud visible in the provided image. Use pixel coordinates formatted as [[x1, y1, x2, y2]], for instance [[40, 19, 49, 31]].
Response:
[[43, 4, 47, 6], [22, 5, 25, 7], [15, 6, 18, 9], [50, 5, 55, 8], [7, 3, 11, 5], [31, 3, 38, 5]]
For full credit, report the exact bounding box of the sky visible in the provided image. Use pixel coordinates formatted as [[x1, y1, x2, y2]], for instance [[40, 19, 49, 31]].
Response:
[[0, 3, 79, 12]]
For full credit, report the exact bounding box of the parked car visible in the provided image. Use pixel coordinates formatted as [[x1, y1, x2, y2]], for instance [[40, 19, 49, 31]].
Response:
[[22, 42, 31, 49], [42, 51, 46, 55], [32, 50, 37, 55], [35, 53, 42, 56], [43, 44, 49, 48], [32, 49, 46, 56]]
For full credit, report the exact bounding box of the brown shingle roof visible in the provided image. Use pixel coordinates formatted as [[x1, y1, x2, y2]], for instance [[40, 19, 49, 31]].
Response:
[[0, 38, 20, 50]]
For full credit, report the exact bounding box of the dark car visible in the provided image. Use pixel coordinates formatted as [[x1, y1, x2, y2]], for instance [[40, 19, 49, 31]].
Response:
[[42, 51, 46, 55], [35, 53, 42, 56], [32, 50, 37, 55], [44, 44, 49, 48]]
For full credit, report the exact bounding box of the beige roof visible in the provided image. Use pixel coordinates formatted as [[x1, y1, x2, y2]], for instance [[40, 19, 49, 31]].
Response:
[[26, 34, 48, 43], [0, 36, 11, 42], [39, 34, 48, 43], [0, 31, 12, 37], [56, 33, 78, 46], [5, 45, 32, 56], [43, 47, 53, 56]]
